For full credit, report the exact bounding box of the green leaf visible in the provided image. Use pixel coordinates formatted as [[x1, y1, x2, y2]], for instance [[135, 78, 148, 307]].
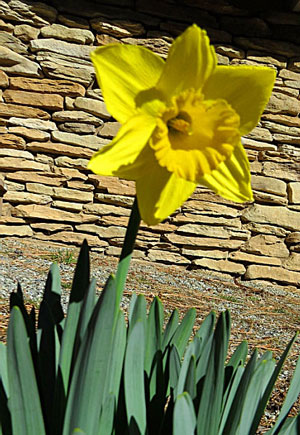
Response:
[[63, 275, 117, 435], [7, 307, 46, 435], [59, 240, 90, 391], [98, 393, 115, 435], [170, 308, 196, 359], [169, 345, 181, 392], [176, 337, 200, 398], [173, 392, 196, 435], [270, 347, 300, 434], [250, 334, 297, 434], [145, 297, 163, 375], [128, 294, 147, 337], [275, 416, 300, 435], [197, 311, 230, 435], [219, 365, 244, 434], [236, 358, 275, 434], [124, 320, 146, 434], [42, 262, 64, 327], [162, 309, 179, 351], [0, 343, 9, 398]]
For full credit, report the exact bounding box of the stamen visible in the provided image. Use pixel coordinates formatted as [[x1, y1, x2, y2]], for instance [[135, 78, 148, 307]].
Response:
[[168, 117, 192, 135]]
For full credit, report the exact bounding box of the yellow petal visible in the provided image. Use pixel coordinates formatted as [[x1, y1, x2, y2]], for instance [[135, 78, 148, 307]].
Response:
[[156, 24, 217, 100], [136, 164, 196, 225], [203, 65, 276, 136], [90, 44, 164, 123], [88, 114, 156, 180], [198, 141, 253, 203]]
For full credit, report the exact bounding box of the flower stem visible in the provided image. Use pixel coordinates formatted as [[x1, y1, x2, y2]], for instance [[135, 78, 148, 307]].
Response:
[[115, 196, 141, 308]]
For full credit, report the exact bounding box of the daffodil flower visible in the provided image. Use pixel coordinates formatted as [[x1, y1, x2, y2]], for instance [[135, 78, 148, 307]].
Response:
[[88, 25, 275, 225]]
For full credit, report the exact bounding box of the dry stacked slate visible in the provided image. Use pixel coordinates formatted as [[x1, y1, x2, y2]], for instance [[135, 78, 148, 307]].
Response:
[[0, 0, 299, 288]]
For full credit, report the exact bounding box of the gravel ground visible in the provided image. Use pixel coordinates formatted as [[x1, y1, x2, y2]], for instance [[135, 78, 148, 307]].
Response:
[[0, 236, 299, 431]]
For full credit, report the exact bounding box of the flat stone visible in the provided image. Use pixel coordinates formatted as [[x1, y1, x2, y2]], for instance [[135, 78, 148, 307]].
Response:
[[0, 224, 33, 237], [262, 162, 300, 182], [53, 166, 87, 180], [182, 248, 228, 259], [51, 130, 108, 151], [273, 134, 300, 145], [55, 156, 89, 170], [0, 157, 49, 172], [0, 30, 27, 54], [5, 171, 67, 186], [0, 1, 57, 27], [229, 251, 282, 266], [8, 117, 57, 131], [52, 110, 102, 125], [83, 203, 130, 217], [75, 224, 126, 239], [253, 191, 288, 206], [121, 37, 170, 58], [57, 13, 90, 29], [282, 80, 300, 90], [262, 113, 300, 127], [88, 175, 135, 196], [9, 77, 85, 97], [0, 148, 33, 159], [99, 122, 121, 137], [40, 23, 94, 44], [234, 37, 300, 58], [221, 16, 271, 37], [66, 181, 94, 191], [286, 232, 300, 244], [0, 46, 41, 77], [244, 223, 288, 241], [0, 102, 49, 119], [262, 120, 300, 136], [243, 204, 300, 231], [242, 137, 276, 151], [247, 50, 286, 68], [52, 187, 93, 203], [251, 175, 286, 196], [246, 127, 273, 143], [95, 193, 133, 208], [26, 183, 53, 196], [35, 231, 104, 247], [266, 92, 300, 116], [193, 258, 246, 275], [148, 249, 189, 265], [288, 182, 300, 204], [26, 141, 93, 159], [30, 38, 94, 60], [8, 126, 50, 142], [4, 191, 52, 205], [31, 222, 73, 233], [241, 234, 289, 258], [0, 133, 26, 149], [52, 200, 83, 212], [14, 24, 40, 41], [74, 97, 111, 119], [283, 253, 300, 272], [279, 69, 300, 81], [37, 57, 94, 86], [0, 70, 8, 88], [96, 34, 119, 46], [245, 265, 300, 285], [166, 233, 243, 249], [215, 44, 244, 59], [3, 89, 63, 111], [0, 18, 14, 32], [272, 85, 299, 98], [12, 204, 97, 224], [175, 213, 241, 228], [91, 18, 145, 37], [182, 200, 240, 218], [5, 181, 24, 191], [177, 224, 231, 239], [58, 123, 96, 134]]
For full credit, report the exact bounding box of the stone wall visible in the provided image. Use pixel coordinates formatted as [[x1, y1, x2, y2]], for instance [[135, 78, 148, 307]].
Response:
[[0, 0, 299, 287]]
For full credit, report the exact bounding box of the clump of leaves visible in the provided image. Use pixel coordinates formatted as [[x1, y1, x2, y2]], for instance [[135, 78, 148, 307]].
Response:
[[0, 241, 299, 434]]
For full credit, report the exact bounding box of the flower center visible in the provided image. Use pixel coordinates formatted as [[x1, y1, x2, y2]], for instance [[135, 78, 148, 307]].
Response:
[[150, 89, 241, 182]]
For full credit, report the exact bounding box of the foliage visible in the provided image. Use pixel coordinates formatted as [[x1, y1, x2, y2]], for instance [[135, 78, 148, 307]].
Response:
[[0, 241, 299, 434]]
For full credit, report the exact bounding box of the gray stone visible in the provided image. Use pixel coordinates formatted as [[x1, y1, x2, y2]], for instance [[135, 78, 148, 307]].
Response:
[[40, 23, 94, 44], [148, 249, 189, 265], [52, 110, 102, 125], [262, 161, 300, 182], [253, 191, 288, 206], [8, 126, 50, 142], [8, 117, 57, 131], [266, 92, 300, 116], [288, 182, 300, 204], [30, 38, 94, 60], [9, 76, 85, 96], [251, 175, 286, 196], [57, 13, 90, 29], [51, 130, 109, 151], [121, 37, 170, 58], [0, 224, 33, 237], [0, 157, 49, 172], [55, 156, 89, 170], [242, 137, 276, 151], [283, 253, 300, 272], [99, 122, 121, 137], [91, 18, 145, 37], [0, 46, 41, 77], [193, 258, 246, 275], [58, 123, 96, 134], [182, 248, 228, 259], [83, 203, 131, 217], [235, 37, 300, 58], [241, 234, 289, 258], [0, 0, 57, 27], [52, 200, 83, 212], [0, 30, 27, 53], [74, 97, 111, 119], [166, 233, 243, 249], [245, 264, 300, 285], [4, 191, 52, 205], [262, 120, 300, 136], [242, 204, 300, 231], [229, 251, 282, 266], [14, 24, 40, 41]]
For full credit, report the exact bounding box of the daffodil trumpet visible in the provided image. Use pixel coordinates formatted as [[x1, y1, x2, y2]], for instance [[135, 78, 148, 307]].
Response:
[[88, 24, 275, 226]]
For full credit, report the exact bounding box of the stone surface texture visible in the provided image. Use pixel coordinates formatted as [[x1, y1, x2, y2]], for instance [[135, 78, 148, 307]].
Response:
[[0, 0, 300, 287]]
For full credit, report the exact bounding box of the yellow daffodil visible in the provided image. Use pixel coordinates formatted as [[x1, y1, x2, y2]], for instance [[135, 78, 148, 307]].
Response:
[[88, 24, 275, 225]]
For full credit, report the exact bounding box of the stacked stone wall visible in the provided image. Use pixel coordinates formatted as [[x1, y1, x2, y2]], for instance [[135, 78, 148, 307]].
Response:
[[0, 0, 299, 287]]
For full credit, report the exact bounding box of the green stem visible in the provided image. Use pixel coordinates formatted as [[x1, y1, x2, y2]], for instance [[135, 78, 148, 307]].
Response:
[[115, 196, 141, 308]]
